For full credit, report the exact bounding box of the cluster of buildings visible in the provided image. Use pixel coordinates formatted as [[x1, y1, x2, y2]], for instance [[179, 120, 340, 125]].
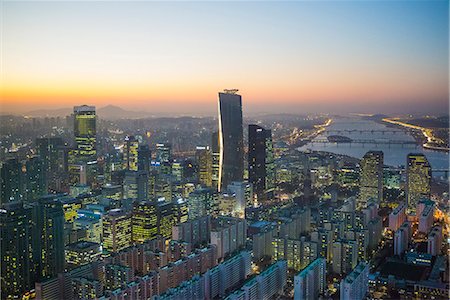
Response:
[[1, 91, 448, 299]]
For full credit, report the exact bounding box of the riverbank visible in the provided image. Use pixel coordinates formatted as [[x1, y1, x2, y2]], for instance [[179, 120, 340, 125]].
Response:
[[297, 117, 449, 174], [382, 118, 449, 152]]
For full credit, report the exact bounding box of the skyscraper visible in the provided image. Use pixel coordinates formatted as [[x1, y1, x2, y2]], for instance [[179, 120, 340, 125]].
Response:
[[36, 137, 64, 190], [359, 151, 383, 208], [248, 124, 275, 201], [124, 170, 149, 201], [0, 158, 23, 204], [34, 195, 65, 280], [218, 90, 244, 191], [187, 188, 218, 219], [0, 202, 36, 297], [132, 201, 158, 243], [23, 156, 46, 201], [156, 143, 172, 163], [211, 131, 220, 190], [138, 144, 151, 173], [406, 153, 432, 214], [196, 146, 212, 187], [123, 135, 139, 171], [103, 209, 132, 253], [73, 105, 96, 162]]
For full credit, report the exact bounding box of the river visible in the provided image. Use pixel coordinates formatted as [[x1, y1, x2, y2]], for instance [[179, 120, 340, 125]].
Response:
[[298, 117, 449, 176]]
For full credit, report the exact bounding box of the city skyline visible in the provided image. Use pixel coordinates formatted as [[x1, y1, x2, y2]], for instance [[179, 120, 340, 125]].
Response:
[[0, 2, 449, 298], [1, 1, 449, 115]]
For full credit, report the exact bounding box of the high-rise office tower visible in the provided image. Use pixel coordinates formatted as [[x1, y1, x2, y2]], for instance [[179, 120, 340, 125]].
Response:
[[36, 137, 64, 173], [103, 209, 132, 253], [36, 137, 64, 190], [137, 144, 151, 173], [124, 170, 148, 201], [1, 202, 36, 297], [294, 258, 326, 300], [132, 201, 158, 243], [359, 151, 383, 208], [248, 124, 275, 201], [73, 105, 96, 162], [227, 181, 253, 216], [171, 161, 183, 181], [34, 195, 65, 280], [64, 241, 102, 269], [173, 198, 189, 224], [132, 200, 177, 242], [23, 156, 46, 201], [123, 135, 139, 171], [188, 188, 218, 219], [196, 146, 213, 187], [211, 131, 220, 190], [0, 158, 23, 204], [157, 200, 177, 239], [156, 143, 172, 163], [218, 90, 244, 190], [406, 153, 432, 214]]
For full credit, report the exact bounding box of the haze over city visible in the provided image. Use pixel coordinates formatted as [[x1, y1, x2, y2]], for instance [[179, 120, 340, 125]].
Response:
[[1, 1, 450, 300], [1, 1, 448, 115]]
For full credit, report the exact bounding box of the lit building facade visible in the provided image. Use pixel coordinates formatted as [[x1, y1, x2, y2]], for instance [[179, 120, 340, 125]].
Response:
[[0, 158, 23, 204], [73, 105, 96, 162], [103, 209, 132, 252], [0, 202, 36, 297], [65, 241, 102, 268], [132, 201, 157, 243], [123, 135, 139, 171], [196, 146, 213, 187], [359, 151, 383, 208], [406, 153, 432, 214]]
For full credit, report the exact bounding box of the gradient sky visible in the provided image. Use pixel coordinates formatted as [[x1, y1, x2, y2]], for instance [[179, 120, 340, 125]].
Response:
[[1, 1, 448, 115]]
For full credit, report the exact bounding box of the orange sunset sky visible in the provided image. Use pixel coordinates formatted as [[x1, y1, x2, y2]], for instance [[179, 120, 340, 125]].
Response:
[[1, 1, 448, 115]]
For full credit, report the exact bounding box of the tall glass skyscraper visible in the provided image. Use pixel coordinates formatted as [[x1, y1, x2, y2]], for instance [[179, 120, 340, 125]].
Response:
[[218, 90, 244, 191], [0, 202, 36, 297], [406, 153, 432, 214], [73, 105, 96, 162], [123, 135, 139, 171], [248, 124, 275, 201], [359, 151, 383, 208]]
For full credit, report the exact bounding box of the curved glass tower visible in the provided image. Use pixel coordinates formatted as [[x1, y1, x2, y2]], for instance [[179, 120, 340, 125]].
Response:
[[218, 90, 244, 191]]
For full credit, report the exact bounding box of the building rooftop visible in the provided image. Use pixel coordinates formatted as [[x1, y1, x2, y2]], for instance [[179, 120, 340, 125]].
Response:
[[66, 241, 100, 251]]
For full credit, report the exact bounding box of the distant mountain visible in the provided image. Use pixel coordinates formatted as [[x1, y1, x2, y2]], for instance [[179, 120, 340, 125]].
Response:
[[97, 105, 152, 120], [26, 105, 152, 119]]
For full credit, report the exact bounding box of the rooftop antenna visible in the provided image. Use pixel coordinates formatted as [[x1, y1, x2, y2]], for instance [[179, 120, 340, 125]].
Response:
[[223, 89, 239, 95]]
